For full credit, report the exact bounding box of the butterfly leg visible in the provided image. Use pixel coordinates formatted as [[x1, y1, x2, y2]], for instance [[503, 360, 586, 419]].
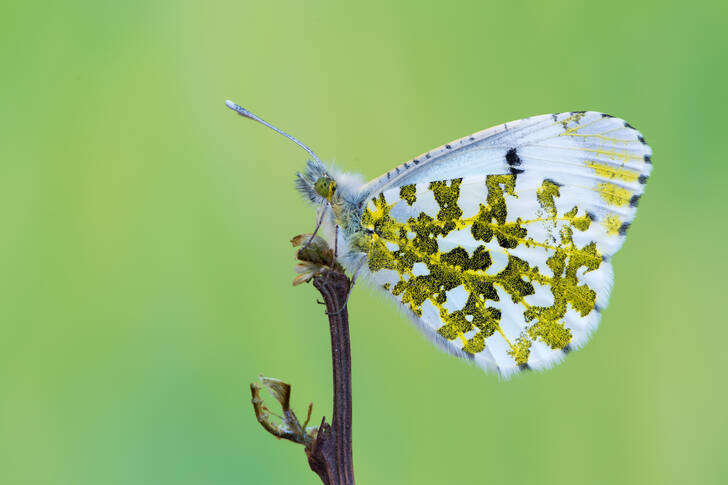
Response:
[[334, 226, 339, 258], [302, 204, 328, 251], [326, 257, 365, 316]]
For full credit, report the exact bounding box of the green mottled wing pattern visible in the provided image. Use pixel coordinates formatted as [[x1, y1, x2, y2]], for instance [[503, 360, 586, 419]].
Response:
[[358, 112, 651, 377]]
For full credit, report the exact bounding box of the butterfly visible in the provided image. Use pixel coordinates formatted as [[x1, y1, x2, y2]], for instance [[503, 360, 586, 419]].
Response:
[[226, 101, 652, 378]]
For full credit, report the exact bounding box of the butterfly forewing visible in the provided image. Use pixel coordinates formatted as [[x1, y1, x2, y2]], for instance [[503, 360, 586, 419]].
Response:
[[359, 111, 651, 377]]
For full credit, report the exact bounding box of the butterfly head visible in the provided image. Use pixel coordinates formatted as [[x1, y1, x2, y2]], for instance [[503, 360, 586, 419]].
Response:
[[296, 159, 334, 205]]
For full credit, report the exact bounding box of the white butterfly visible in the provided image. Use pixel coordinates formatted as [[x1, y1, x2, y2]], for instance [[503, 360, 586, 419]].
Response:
[[227, 101, 652, 378]]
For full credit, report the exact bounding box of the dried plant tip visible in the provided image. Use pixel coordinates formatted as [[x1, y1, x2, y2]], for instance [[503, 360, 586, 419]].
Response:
[[250, 376, 317, 448], [291, 233, 335, 266], [259, 376, 291, 411], [250, 382, 284, 438], [293, 261, 323, 286], [291, 233, 346, 285], [303, 402, 313, 429]]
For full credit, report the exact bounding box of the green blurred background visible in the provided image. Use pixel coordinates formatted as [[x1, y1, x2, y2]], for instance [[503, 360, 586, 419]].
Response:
[[1, 1, 726, 484]]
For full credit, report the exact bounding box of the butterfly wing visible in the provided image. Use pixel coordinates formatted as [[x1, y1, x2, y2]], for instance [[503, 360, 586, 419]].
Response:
[[358, 112, 651, 377]]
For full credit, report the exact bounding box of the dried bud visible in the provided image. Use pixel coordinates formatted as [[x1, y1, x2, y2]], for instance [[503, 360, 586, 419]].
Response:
[[291, 234, 343, 285]]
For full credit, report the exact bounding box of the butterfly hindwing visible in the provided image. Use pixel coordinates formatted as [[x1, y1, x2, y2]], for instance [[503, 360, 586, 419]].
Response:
[[358, 111, 651, 377]]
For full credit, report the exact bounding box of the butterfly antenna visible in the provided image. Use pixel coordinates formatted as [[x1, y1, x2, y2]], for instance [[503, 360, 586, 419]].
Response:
[[225, 100, 322, 164]]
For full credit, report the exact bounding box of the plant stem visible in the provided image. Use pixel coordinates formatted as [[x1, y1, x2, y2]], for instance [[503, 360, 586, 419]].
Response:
[[308, 269, 355, 485]]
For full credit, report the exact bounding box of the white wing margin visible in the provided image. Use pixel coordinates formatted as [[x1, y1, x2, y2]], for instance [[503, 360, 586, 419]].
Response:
[[357, 112, 651, 377], [361, 111, 651, 200]]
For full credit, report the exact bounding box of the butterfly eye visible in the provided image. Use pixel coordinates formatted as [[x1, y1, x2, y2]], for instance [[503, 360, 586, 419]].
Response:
[[314, 177, 337, 200]]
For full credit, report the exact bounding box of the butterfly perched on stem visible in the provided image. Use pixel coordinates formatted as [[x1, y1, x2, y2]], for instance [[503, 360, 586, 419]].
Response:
[[227, 101, 651, 378]]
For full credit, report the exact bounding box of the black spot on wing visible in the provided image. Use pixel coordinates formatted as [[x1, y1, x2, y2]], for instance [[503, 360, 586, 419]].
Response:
[[638, 135, 647, 145], [519, 363, 531, 371], [426, 153, 431, 159], [644, 154, 652, 164], [413, 159, 420, 165], [586, 211, 597, 221], [601, 113, 614, 118], [505, 148, 524, 175], [638, 174, 648, 184], [563, 344, 572, 354], [619, 221, 631, 236], [629, 194, 641, 207], [445, 144, 452, 149], [505, 148, 521, 166]]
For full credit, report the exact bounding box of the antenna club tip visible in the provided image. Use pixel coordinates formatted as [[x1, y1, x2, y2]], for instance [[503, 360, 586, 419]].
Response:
[[225, 100, 238, 110]]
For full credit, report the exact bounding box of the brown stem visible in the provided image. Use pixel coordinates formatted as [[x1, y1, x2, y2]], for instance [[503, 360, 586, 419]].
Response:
[[252, 235, 354, 484], [308, 269, 355, 485]]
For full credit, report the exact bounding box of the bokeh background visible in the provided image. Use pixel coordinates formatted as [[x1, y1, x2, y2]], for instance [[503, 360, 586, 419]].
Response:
[[2, 1, 726, 484]]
